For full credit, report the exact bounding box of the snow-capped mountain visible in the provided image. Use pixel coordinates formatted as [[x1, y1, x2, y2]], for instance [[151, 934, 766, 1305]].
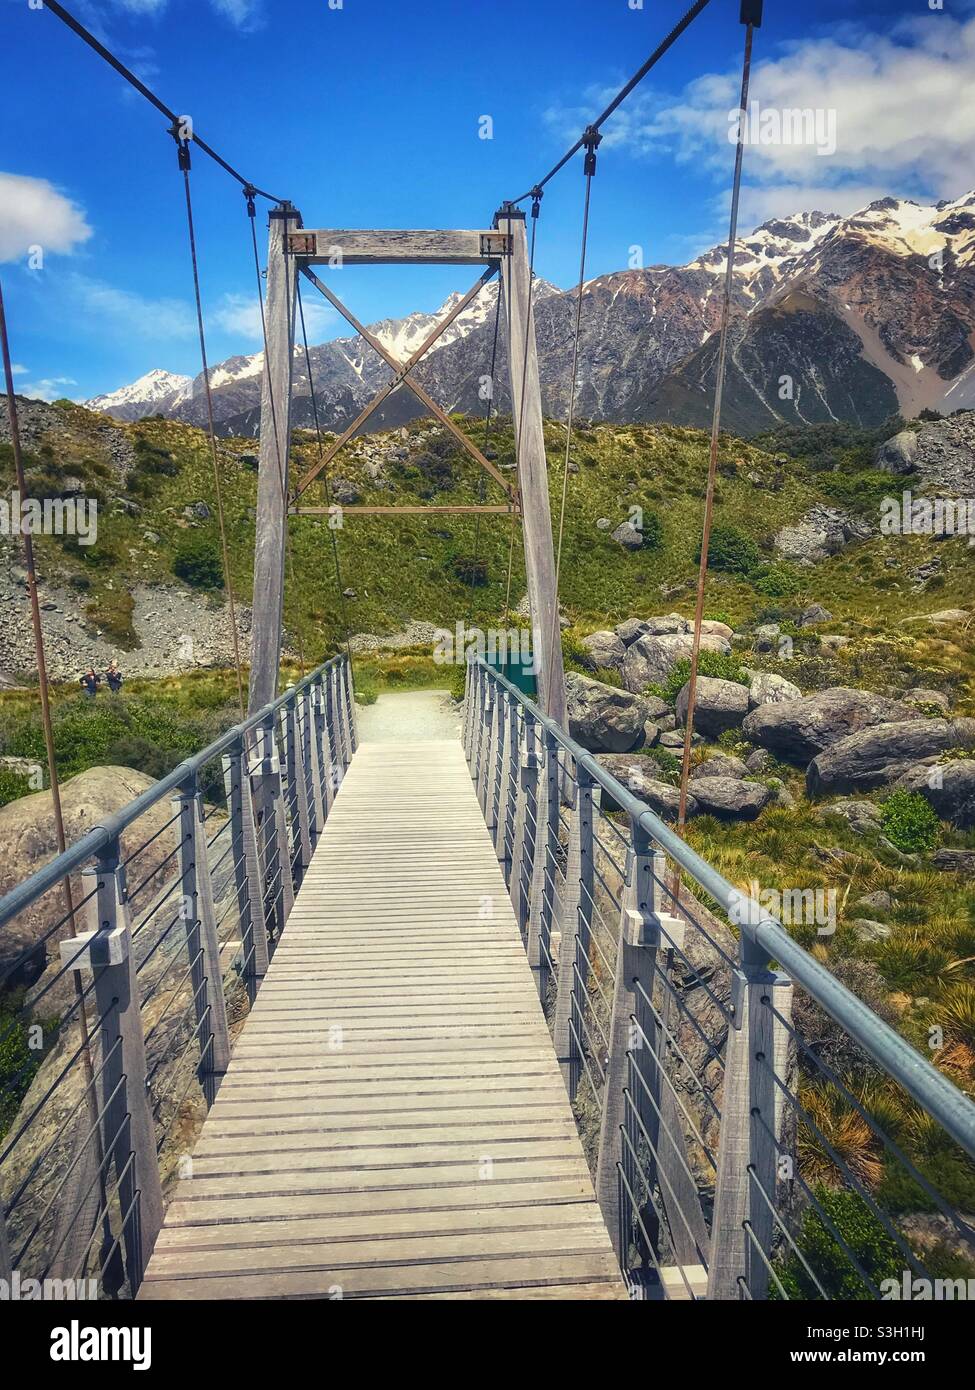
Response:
[[83, 192, 975, 436], [86, 368, 192, 421]]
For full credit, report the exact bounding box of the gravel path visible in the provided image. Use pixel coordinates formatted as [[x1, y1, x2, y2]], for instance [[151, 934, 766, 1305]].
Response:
[[356, 689, 462, 743]]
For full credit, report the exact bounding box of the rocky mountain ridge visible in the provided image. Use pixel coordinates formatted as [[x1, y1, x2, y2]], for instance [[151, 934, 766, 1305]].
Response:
[[83, 191, 975, 437]]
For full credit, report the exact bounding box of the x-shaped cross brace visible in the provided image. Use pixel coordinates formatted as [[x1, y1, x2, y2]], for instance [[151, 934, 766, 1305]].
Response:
[[291, 265, 518, 510]]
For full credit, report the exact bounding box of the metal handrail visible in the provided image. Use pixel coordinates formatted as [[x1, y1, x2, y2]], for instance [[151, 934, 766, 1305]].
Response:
[[0, 655, 345, 931], [475, 657, 975, 1160]]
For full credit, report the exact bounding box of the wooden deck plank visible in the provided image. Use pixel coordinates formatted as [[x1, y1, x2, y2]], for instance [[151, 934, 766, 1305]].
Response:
[[140, 738, 624, 1301]]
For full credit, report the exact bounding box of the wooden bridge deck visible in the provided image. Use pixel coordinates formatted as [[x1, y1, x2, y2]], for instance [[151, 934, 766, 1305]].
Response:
[[140, 739, 625, 1300]]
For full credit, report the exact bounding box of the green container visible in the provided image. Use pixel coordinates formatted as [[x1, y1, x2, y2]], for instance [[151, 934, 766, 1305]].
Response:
[[485, 650, 538, 699]]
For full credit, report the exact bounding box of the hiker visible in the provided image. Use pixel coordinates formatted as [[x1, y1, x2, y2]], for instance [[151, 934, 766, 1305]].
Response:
[[79, 667, 100, 698], [106, 659, 124, 694]]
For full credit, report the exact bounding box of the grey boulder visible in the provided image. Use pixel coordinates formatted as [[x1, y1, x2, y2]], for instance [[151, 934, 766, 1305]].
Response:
[[748, 672, 802, 708], [675, 676, 749, 737], [893, 758, 975, 830], [580, 630, 627, 671], [690, 754, 749, 780], [596, 754, 697, 820], [565, 672, 647, 754], [742, 687, 914, 762], [690, 776, 771, 821], [621, 631, 731, 693], [807, 719, 975, 796]]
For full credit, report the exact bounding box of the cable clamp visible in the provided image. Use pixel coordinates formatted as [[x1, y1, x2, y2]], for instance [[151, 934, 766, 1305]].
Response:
[[582, 125, 602, 177], [242, 183, 257, 218], [168, 119, 191, 171], [530, 185, 543, 219]]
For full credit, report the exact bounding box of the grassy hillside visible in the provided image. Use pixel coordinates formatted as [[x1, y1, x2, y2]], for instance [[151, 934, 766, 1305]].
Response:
[[3, 403, 973, 698]]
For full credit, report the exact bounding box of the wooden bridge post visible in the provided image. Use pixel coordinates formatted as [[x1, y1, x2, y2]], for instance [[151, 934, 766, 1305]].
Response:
[[249, 203, 301, 714], [553, 765, 594, 1098], [172, 777, 231, 1104], [71, 842, 164, 1292], [496, 206, 567, 729], [535, 728, 561, 1003], [707, 933, 793, 1300], [222, 737, 268, 999]]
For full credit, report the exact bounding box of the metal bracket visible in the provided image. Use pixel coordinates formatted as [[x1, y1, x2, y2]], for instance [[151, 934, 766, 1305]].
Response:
[[59, 927, 127, 973]]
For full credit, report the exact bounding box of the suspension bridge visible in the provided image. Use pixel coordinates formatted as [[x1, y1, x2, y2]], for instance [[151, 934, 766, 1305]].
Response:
[[2, 0, 975, 1304]]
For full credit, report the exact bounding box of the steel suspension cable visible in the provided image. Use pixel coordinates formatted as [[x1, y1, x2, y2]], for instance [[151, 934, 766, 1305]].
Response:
[[547, 134, 599, 692], [467, 285, 504, 627], [0, 280, 120, 1291], [295, 280, 355, 678], [508, 0, 713, 205], [173, 134, 247, 716], [44, 1, 285, 203], [676, 14, 758, 836]]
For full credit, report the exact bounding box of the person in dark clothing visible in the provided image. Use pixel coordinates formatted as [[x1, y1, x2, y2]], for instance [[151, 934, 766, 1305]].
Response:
[[106, 660, 124, 694], [80, 667, 100, 698]]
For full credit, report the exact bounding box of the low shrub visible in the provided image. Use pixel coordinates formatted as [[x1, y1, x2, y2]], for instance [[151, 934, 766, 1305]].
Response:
[[880, 789, 940, 853]]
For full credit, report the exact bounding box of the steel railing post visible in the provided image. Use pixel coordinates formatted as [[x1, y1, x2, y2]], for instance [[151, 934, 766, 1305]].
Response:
[[172, 775, 231, 1105], [285, 693, 313, 880], [300, 685, 323, 845], [222, 736, 268, 1000], [553, 765, 594, 1099], [515, 711, 540, 946], [500, 695, 519, 881], [70, 839, 164, 1293], [536, 727, 561, 1005]]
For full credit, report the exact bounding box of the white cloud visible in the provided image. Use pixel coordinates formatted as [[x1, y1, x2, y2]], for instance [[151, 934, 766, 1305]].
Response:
[[11, 364, 28, 377], [19, 376, 78, 403], [212, 292, 335, 344], [0, 174, 92, 264], [208, 0, 264, 28], [63, 273, 196, 339], [547, 16, 975, 230]]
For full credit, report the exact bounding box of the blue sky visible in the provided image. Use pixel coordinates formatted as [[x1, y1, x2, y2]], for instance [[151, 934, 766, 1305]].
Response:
[[2, 0, 974, 402]]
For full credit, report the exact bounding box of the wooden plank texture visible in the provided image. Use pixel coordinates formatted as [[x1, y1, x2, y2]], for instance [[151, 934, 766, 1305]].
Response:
[[141, 739, 623, 1301], [289, 228, 510, 264]]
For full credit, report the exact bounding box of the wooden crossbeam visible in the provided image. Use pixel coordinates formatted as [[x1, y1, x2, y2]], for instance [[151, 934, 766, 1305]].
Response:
[[293, 267, 514, 504], [291, 504, 517, 516], [288, 229, 511, 265], [299, 267, 516, 502]]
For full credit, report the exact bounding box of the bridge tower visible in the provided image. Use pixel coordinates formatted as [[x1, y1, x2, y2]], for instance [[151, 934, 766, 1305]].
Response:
[[248, 210, 567, 727]]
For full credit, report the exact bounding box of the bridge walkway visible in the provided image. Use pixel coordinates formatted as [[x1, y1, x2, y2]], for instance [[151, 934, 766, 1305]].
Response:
[[139, 738, 625, 1299]]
